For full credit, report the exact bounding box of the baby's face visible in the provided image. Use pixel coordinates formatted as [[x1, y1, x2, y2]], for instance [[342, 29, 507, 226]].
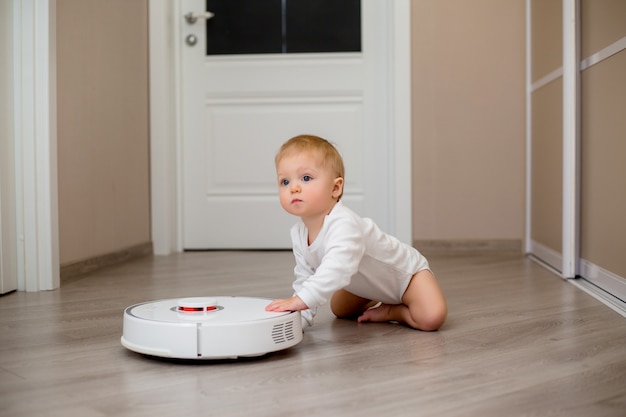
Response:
[[276, 151, 343, 220]]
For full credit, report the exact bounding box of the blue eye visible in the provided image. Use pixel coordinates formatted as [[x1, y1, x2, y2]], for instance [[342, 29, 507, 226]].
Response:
[[280, 179, 289, 186], [302, 175, 312, 182]]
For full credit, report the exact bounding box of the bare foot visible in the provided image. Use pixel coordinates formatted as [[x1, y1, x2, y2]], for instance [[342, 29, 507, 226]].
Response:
[[357, 304, 393, 323]]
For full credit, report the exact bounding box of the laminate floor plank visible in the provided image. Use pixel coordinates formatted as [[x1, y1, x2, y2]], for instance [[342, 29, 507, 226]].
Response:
[[1, 252, 625, 416]]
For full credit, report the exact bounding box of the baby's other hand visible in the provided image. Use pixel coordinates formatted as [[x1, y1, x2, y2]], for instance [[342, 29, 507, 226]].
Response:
[[265, 296, 308, 312]]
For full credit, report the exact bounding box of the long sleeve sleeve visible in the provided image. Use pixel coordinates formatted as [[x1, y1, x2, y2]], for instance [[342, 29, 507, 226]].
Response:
[[292, 213, 365, 310]]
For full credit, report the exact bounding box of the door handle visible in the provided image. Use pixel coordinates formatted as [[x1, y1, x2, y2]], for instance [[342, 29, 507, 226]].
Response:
[[184, 11, 215, 24]]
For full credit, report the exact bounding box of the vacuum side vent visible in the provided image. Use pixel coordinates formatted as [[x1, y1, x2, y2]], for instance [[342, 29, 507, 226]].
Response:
[[271, 321, 296, 344]]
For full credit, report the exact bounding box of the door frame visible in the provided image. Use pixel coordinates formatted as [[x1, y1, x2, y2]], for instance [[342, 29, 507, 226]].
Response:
[[9, 0, 60, 292], [148, 0, 413, 254]]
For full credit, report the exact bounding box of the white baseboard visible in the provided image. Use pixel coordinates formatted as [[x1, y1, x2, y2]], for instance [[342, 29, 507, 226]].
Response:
[[529, 245, 626, 317], [528, 240, 562, 275], [579, 259, 626, 304], [570, 278, 626, 319]]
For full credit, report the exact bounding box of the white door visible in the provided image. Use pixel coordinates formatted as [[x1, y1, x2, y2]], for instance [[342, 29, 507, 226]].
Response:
[[180, 0, 399, 249]]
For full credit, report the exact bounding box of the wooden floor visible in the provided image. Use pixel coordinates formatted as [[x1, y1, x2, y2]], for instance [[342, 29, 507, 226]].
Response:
[[1, 252, 625, 417]]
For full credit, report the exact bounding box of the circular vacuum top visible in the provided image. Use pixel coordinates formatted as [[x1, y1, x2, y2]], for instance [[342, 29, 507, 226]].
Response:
[[125, 296, 293, 324]]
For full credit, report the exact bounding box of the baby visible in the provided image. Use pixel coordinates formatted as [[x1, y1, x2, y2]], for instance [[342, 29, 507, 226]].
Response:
[[266, 134, 447, 331]]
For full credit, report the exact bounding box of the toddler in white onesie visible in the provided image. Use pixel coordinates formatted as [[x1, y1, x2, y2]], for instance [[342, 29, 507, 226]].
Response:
[[266, 135, 447, 332]]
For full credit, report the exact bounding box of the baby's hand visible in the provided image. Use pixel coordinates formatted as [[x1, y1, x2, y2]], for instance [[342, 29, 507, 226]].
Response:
[[265, 296, 308, 312]]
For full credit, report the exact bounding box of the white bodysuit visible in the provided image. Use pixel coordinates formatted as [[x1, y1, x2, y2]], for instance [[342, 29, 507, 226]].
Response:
[[290, 202, 430, 328]]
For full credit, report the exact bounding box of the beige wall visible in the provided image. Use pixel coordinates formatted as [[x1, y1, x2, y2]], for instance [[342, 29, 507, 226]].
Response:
[[580, 0, 626, 277], [411, 0, 526, 250], [56, 0, 150, 266]]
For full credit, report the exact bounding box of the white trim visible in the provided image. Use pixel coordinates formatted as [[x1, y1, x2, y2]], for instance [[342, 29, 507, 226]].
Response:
[[172, 1, 185, 252], [1, 0, 17, 294], [148, 0, 178, 255], [148, 0, 184, 254], [12, 0, 23, 289], [579, 259, 626, 304], [203, 52, 362, 63], [391, 0, 412, 244], [148, 0, 413, 252], [13, 0, 59, 291], [148, 0, 185, 254], [530, 67, 563, 92], [529, 255, 563, 279], [529, 239, 563, 276], [575, 259, 626, 317], [204, 96, 364, 105], [176, 8, 186, 252], [569, 279, 626, 318], [524, 0, 532, 253], [561, 0, 580, 278], [580, 35, 626, 71]]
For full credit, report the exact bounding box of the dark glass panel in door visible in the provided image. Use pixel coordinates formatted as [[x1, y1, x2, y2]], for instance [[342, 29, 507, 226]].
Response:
[[286, 0, 361, 53], [206, 0, 361, 55], [206, 0, 283, 54]]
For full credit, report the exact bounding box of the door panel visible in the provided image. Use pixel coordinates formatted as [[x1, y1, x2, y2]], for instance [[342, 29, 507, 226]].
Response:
[[181, 0, 386, 249], [579, 0, 626, 301], [528, 0, 626, 305]]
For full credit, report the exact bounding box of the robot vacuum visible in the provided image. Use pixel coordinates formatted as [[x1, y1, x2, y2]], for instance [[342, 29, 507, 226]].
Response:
[[121, 296, 303, 360]]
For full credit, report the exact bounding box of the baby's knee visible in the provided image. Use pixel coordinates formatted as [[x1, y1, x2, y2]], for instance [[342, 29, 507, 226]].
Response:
[[414, 305, 447, 331], [330, 290, 372, 318], [330, 291, 351, 318], [330, 300, 349, 318]]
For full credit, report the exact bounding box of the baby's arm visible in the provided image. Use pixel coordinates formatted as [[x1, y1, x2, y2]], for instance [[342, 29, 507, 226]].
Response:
[[265, 295, 308, 312], [267, 215, 364, 316]]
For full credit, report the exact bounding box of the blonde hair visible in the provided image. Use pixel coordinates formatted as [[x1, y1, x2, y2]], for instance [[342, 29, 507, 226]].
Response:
[[275, 134, 345, 200]]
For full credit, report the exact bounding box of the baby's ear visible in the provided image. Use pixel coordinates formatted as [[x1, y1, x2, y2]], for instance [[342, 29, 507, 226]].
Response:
[[332, 177, 344, 198]]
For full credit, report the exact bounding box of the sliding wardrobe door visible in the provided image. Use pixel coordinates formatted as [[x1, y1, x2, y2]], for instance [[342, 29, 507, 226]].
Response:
[[528, 0, 626, 309], [528, 0, 564, 273], [579, 0, 626, 304]]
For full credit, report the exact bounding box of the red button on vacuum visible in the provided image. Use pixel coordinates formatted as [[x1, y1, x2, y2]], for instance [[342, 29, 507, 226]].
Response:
[[177, 297, 218, 312]]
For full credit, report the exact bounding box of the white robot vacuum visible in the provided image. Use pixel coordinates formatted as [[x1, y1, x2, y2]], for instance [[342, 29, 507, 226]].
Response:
[[121, 296, 303, 360]]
